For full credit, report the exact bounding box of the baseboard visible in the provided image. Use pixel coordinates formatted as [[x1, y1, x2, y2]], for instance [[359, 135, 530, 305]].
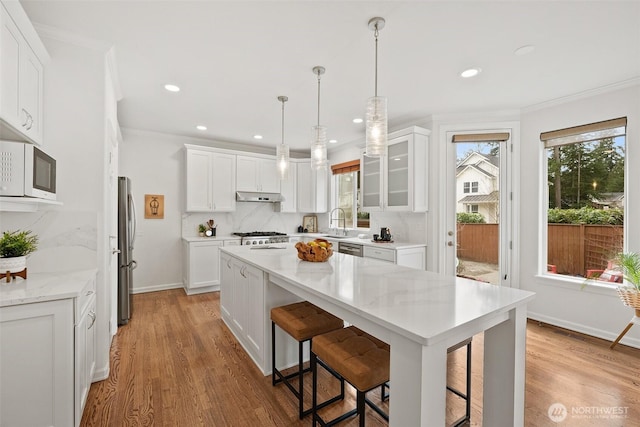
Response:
[[131, 282, 183, 294], [185, 285, 220, 295], [527, 311, 640, 349], [92, 363, 110, 383]]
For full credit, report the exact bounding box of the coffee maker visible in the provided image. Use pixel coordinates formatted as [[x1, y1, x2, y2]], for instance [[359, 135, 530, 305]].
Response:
[[380, 227, 391, 241]]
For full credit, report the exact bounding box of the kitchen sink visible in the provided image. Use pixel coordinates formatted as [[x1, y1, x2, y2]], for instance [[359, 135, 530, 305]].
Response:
[[321, 234, 352, 239]]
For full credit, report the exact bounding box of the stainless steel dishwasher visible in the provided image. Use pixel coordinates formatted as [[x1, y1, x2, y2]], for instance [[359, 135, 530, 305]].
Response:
[[338, 242, 363, 257]]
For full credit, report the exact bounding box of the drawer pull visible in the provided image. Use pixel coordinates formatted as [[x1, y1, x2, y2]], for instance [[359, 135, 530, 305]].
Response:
[[85, 290, 94, 296], [88, 311, 97, 329]]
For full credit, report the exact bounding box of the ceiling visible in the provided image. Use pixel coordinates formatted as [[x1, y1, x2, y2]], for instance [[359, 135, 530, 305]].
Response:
[[20, 1, 640, 153]]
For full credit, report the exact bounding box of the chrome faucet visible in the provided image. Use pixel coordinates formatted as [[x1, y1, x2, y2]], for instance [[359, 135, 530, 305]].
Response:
[[329, 208, 347, 236]]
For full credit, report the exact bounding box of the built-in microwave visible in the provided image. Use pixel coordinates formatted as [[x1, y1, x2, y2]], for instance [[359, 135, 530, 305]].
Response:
[[0, 140, 57, 200]]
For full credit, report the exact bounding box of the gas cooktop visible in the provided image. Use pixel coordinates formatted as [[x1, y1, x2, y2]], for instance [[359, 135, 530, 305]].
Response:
[[232, 231, 287, 237], [233, 231, 289, 245]]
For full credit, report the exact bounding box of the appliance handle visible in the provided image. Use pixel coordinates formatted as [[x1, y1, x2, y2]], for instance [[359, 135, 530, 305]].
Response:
[[129, 193, 137, 249], [130, 260, 138, 270]]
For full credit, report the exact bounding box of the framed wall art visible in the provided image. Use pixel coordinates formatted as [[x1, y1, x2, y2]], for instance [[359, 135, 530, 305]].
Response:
[[145, 194, 164, 219], [302, 214, 318, 232]]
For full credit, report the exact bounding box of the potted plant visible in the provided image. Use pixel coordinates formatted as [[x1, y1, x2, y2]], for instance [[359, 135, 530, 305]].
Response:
[[198, 224, 207, 237], [615, 252, 640, 309], [0, 230, 39, 274]]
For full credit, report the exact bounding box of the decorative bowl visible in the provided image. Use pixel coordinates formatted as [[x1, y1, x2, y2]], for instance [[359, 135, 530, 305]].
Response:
[[295, 239, 333, 262]]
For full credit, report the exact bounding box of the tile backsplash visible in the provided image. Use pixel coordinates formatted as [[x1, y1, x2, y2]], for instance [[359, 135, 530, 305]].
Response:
[[0, 211, 97, 273]]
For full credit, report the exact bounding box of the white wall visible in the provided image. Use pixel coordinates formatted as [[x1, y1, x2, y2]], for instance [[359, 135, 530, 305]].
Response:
[[519, 83, 640, 347]]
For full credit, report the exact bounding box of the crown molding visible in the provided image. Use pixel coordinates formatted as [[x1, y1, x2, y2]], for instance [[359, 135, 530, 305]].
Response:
[[522, 78, 640, 113], [34, 22, 112, 51]]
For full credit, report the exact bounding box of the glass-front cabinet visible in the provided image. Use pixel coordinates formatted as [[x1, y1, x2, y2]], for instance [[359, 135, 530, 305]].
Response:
[[360, 126, 430, 212]]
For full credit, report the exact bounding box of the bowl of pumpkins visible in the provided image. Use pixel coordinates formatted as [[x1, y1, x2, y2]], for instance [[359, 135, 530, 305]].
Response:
[[295, 239, 333, 262]]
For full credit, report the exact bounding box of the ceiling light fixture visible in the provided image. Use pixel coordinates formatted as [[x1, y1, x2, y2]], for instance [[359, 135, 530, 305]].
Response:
[[460, 68, 481, 78], [311, 66, 327, 170], [329, 139, 337, 144], [353, 118, 363, 124], [365, 17, 387, 158], [276, 96, 290, 180], [196, 125, 207, 131], [253, 134, 263, 140], [164, 84, 180, 92]]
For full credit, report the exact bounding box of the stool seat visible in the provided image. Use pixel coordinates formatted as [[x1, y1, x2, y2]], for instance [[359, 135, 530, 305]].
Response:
[[312, 326, 390, 426], [271, 301, 344, 341], [312, 326, 389, 392]]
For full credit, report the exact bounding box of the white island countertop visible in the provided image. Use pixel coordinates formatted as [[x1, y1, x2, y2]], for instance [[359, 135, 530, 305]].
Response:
[[0, 269, 97, 307], [220, 243, 535, 426]]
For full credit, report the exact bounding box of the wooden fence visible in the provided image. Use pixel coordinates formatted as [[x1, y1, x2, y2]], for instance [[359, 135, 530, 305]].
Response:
[[456, 223, 623, 276]]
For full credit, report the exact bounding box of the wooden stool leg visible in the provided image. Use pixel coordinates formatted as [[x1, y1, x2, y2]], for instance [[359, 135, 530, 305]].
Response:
[[610, 322, 634, 349]]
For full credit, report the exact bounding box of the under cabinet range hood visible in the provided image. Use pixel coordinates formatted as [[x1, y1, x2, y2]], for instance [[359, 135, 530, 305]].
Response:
[[236, 191, 283, 203]]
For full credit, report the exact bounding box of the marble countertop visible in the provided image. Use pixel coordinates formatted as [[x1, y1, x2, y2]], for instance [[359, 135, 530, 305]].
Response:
[[182, 235, 241, 242], [0, 269, 97, 307], [291, 233, 427, 250], [220, 244, 534, 346]]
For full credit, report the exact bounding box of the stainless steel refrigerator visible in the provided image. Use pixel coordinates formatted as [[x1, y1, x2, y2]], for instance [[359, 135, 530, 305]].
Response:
[[118, 177, 137, 325]]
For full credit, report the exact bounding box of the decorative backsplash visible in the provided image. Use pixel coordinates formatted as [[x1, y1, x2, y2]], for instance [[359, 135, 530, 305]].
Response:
[[0, 211, 97, 273]]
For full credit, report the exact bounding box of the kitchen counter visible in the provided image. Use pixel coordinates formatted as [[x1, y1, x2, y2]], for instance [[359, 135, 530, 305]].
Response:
[[292, 233, 426, 250], [220, 244, 534, 426], [0, 269, 97, 307]]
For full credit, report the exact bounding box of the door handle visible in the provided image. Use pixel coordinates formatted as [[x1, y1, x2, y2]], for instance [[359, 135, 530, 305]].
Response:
[[112, 248, 121, 254], [447, 241, 454, 246]]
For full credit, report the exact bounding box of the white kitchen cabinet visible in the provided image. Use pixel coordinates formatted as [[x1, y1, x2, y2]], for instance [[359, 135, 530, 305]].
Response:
[[184, 145, 236, 212], [363, 245, 395, 263], [0, 271, 96, 427], [220, 253, 267, 367], [182, 239, 223, 294], [236, 155, 280, 193], [296, 159, 328, 213], [279, 160, 297, 212], [361, 126, 430, 212], [1, 298, 74, 426], [0, 1, 48, 145], [363, 245, 426, 270], [75, 292, 97, 426]]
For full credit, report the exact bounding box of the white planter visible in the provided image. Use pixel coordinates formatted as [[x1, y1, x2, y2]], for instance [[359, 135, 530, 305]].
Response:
[[0, 256, 27, 273]]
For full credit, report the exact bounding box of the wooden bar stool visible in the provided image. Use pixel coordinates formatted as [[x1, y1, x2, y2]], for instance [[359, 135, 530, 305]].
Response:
[[271, 301, 345, 419], [447, 338, 472, 427], [311, 326, 390, 427]]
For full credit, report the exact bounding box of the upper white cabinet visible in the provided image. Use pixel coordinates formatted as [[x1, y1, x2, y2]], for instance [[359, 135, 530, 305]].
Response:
[[236, 155, 280, 193], [296, 159, 328, 213], [279, 160, 297, 212], [361, 126, 430, 212], [185, 145, 236, 212], [0, 1, 49, 145]]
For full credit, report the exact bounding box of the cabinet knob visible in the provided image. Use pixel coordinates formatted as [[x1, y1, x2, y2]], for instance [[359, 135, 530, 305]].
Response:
[[447, 241, 454, 247]]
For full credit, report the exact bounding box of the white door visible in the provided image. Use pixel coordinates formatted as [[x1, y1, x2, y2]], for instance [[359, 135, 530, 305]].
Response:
[[444, 128, 514, 286]]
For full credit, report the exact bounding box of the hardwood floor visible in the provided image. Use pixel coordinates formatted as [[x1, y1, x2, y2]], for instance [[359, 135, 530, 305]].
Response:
[[81, 289, 640, 426]]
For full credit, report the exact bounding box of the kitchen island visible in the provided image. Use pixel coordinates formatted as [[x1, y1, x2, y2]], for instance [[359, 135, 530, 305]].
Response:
[[219, 244, 534, 427]]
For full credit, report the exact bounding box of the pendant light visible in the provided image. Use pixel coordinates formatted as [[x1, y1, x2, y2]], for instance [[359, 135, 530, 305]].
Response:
[[311, 66, 327, 170], [365, 17, 387, 157], [276, 96, 290, 180]]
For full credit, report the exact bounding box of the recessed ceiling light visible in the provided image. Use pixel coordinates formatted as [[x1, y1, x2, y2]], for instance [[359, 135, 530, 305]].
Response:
[[514, 45, 535, 56], [329, 139, 338, 144], [164, 84, 180, 92], [253, 135, 263, 140], [352, 118, 363, 124], [196, 125, 207, 131], [460, 68, 481, 78]]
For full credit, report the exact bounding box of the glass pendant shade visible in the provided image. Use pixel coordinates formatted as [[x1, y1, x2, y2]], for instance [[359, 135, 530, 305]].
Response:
[[365, 95, 388, 157], [276, 143, 290, 180], [311, 125, 327, 169]]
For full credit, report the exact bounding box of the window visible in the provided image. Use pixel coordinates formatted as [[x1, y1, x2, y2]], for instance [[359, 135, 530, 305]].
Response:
[[332, 160, 369, 229], [463, 181, 478, 193], [467, 204, 479, 213], [542, 117, 626, 280]]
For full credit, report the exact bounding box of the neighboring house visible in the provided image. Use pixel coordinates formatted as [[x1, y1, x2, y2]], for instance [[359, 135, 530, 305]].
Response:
[[590, 192, 624, 209], [456, 152, 500, 223]]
